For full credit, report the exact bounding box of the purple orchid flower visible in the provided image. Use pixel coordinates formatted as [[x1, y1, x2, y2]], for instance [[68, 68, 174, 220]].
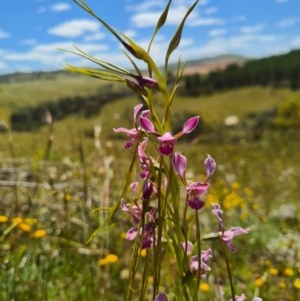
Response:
[[121, 200, 157, 249], [189, 248, 212, 277], [212, 203, 248, 252], [138, 138, 151, 179], [228, 294, 262, 301], [140, 116, 199, 156], [157, 132, 177, 155], [186, 182, 209, 210], [113, 104, 144, 149], [172, 153, 217, 210], [222, 227, 249, 252], [154, 292, 168, 301], [180, 241, 193, 255]]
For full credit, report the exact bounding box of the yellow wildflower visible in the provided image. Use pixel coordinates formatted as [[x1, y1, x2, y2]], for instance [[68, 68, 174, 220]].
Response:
[[24, 218, 37, 225], [139, 249, 147, 257], [293, 279, 300, 290], [255, 278, 265, 287], [231, 182, 240, 190], [264, 260, 271, 266], [284, 268, 295, 277], [18, 223, 31, 232], [0, 215, 8, 223], [12, 217, 23, 225], [252, 203, 260, 211], [199, 282, 210, 292], [120, 232, 127, 239], [64, 193, 72, 202], [269, 268, 279, 276], [98, 254, 118, 266], [32, 229, 47, 238], [278, 280, 287, 289], [243, 187, 253, 196]]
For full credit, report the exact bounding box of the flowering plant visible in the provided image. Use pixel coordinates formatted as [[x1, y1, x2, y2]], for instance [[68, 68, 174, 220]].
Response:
[[68, 1, 261, 300]]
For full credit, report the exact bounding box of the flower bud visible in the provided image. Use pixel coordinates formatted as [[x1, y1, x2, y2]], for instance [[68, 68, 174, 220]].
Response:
[[204, 154, 216, 179], [142, 180, 153, 203], [182, 116, 199, 134]]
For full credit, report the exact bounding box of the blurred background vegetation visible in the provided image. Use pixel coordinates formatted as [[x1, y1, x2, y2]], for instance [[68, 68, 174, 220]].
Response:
[[0, 49, 299, 300]]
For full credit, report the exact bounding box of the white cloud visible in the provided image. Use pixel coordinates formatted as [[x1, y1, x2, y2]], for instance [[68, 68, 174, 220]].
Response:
[[240, 24, 264, 34], [1, 41, 114, 73], [83, 32, 105, 42], [276, 0, 291, 3], [50, 3, 71, 12], [198, 0, 209, 5], [209, 28, 226, 36], [0, 60, 8, 70], [190, 17, 225, 26], [130, 1, 222, 28], [48, 19, 100, 38], [123, 30, 137, 39], [235, 15, 246, 22], [21, 39, 38, 46], [0, 29, 10, 39], [277, 17, 300, 28], [170, 32, 286, 62], [291, 36, 300, 48], [126, 0, 163, 12], [204, 7, 218, 15]]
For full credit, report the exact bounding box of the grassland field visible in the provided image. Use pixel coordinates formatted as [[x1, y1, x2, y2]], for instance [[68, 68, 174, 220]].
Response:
[[0, 76, 299, 300]]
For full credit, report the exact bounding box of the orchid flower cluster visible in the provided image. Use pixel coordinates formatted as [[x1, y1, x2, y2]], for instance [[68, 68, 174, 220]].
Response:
[[69, 1, 261, 300]]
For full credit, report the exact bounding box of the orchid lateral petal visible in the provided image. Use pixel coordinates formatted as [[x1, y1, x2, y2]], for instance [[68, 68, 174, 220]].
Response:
[[172, 152, 186, 178], [204, 154, 216, 179], [140, 117, 156, 133], [182, 116, 199, 134], [133, 104, 144, 122], [180, 241, 193, 255]]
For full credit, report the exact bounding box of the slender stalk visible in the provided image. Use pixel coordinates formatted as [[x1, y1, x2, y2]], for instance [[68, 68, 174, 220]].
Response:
[[219, 240, 235, 301], [152, 155, 164, 299], [194, 211, 201, 301]]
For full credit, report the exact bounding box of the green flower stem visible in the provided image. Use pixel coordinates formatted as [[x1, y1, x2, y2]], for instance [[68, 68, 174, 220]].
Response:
[[219, 239, 235, 301], [139, 248, 150, 301], [152, 155, 164, 299], [194, 211, 201, 301]]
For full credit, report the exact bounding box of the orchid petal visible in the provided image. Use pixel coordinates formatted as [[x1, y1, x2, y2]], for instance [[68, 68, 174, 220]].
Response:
[[204, 154, 216, 179], [140, 116, 156, 133], [154, 293, 168, 301], [182, 116, 199, 134], [172, 152, 186, 178], [133, 104, 144, 122]]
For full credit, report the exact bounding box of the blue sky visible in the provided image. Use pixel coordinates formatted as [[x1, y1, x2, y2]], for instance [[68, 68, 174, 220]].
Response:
[[0, 0, 299, 74]]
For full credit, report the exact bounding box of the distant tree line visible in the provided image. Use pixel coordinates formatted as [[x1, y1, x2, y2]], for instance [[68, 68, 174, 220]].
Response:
[[180, 49, 300, 96], [0, 70, 71, 83], [10, 89, 132, 131]]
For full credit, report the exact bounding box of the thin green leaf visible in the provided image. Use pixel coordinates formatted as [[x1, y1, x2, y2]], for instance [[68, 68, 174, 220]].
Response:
[[66, 65, 126, 82], [165, 0, 199, 68], [73, 0, 124, 44], [147, 0, 172, 53], [86, 142, 139, 244], [122, 50, 143, 77], [69, 45, 133, 75]]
